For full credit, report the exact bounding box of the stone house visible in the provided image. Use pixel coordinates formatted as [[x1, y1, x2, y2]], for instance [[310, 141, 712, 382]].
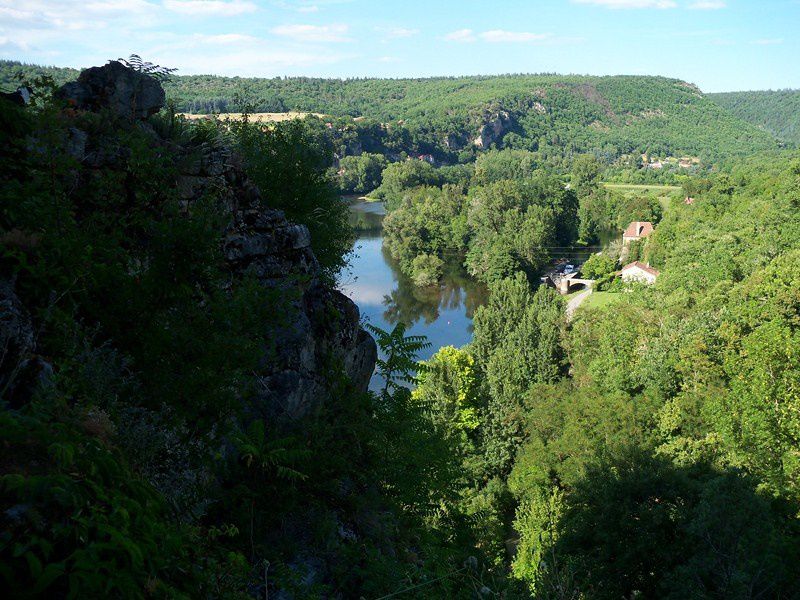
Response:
[[622, 221, 654, 244], [621, 261, 660, 284]]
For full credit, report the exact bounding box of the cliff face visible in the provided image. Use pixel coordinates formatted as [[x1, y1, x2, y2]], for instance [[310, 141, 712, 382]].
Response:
[[4, 62, 376, 419]]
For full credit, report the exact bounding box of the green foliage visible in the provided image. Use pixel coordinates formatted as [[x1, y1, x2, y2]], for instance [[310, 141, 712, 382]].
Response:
[[116, 54, 177, 82], [2, 61, 781, 164], [472, 275, 566, 477], [710, 88, 800, 145], [373, 159, 443, 210], [579, 252, 616, 279], [338, 152, 387, 194], [473, 149, 538, 185], [0, 402, 248, 598], [548, 451, 798, 599], [413, 346, 482, 438], [227, 116, 353, 280], [367, 322, 431, 396], [410, 253, 445, 287]]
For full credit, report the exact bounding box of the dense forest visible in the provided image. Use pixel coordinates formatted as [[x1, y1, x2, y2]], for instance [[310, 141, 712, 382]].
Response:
[[2, 59, 800, 599], [709, 89, 800, 146], [0, 60, 783, 168]]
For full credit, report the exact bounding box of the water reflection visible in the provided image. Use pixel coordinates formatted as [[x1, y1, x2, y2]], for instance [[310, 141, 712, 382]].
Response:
[[381, 247, 487, 327], [339, 200, 487, 373]]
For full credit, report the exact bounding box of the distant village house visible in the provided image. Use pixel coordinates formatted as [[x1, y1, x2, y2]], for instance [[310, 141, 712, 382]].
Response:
[[621, 261, 660, 284], [622, 221, 654, 244]]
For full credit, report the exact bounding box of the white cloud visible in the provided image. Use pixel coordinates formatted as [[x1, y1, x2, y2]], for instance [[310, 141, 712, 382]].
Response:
[[163, 0, 257, 16], [445, 29, 561, 44], [688, 0, 726, 8], [0, 0, 159, 33], [145, 31, 352, 75], [479, 30, 550, 43], [192, 33, 257, 44], [444, 29, 477, 42], [161, 48, 349, 76], [271, 23, 351, 42], [572, 0, 677, 8], [272, 0, 352, 12], [752, 38, 783, 45], [384, 27, 419, 39]]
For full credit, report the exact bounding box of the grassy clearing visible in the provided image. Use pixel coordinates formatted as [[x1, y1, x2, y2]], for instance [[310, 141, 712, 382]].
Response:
[[578, 291, 624, 311]]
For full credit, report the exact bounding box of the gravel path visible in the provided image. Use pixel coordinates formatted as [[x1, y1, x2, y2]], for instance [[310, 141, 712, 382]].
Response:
[[565, 288, 592, 321]]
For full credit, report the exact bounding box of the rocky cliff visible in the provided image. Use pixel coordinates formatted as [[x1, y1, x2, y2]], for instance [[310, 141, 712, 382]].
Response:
[[2, 61, 376, 420]]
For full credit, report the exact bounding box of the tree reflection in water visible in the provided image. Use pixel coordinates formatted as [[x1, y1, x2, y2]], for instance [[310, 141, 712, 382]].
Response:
[[381, 245, 488, 327]]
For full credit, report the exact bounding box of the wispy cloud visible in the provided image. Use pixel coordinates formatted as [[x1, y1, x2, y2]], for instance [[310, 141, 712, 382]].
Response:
[[445, 29, 556, 44], [752, 38, 783, 45], [146, 30, 353, 75], [272, 0, 352, 12], [383, 27, 419, 39], [572, 0, 677, 8], [0, 0, 159, 33], [192, 33, 257, 44], [271, 23, 352, 42], [163, 0, 257, 16], [480, 30, 550, 43], [688, 0, 726, 8], [444, 28, 476, 42]]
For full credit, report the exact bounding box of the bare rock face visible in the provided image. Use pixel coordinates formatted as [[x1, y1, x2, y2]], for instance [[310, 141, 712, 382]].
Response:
[[0, 279, 53, 408], [473, 111, 511, 149], [0, 279, 34, 388], [58, 61, 165, 119]]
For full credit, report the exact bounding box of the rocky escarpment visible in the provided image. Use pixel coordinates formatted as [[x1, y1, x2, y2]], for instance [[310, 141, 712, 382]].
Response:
[[5, 62, 376, 419], [472, 110, 512, 149]]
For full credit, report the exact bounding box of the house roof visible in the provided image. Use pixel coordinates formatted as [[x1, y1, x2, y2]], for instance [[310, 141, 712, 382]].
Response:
[[623, 221, 654, 238], [621, 261, 660, 277]]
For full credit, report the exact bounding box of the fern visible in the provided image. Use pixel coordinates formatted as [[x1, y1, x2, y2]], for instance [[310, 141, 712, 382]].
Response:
[[366, 322, 430, 397], [116, 54, 177, 82], [232, 420, 309, 482]]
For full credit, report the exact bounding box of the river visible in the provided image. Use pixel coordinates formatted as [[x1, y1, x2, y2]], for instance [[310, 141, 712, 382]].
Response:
[[339, 199, 616, 390], [338, 200, 488, 389]]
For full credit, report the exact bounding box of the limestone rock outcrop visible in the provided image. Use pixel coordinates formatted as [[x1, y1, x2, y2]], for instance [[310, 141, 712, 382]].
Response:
[[472, 110, 511, 149], [3, 61, 376, 420]]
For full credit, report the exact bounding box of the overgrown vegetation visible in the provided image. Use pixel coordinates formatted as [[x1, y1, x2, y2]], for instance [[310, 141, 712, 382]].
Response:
[[0, 70, 503, 597]]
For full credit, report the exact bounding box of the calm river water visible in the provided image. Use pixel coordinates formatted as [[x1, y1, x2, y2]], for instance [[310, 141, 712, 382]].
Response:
[[338, 200, 488, 388]]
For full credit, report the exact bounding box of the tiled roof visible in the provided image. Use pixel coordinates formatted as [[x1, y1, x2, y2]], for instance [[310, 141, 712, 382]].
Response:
[[621, 261, 660, 276], [623, 221, 654, 238]]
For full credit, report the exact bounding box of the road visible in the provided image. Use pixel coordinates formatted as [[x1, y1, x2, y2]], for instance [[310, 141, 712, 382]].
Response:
[[565, 288, 592, 321]]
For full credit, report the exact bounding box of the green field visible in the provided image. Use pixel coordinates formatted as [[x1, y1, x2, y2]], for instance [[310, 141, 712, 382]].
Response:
[[578, 291, 625, 311], [602, 183, 682, 192]]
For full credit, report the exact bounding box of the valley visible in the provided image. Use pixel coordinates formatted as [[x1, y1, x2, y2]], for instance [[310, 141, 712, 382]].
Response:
[[1, 34, 799, 599]]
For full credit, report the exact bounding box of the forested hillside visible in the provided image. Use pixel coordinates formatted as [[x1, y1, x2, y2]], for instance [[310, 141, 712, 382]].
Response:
[[710, 89, 800, 145], [1, 60, 781, 165], [404, 149, 800, 597]]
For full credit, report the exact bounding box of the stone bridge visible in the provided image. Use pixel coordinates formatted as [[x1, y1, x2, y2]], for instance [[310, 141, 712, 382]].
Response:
[[547, 272, 595, 295]]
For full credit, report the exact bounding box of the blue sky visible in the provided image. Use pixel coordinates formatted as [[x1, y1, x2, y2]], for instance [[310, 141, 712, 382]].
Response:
[[0, 0, 797, 91]]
